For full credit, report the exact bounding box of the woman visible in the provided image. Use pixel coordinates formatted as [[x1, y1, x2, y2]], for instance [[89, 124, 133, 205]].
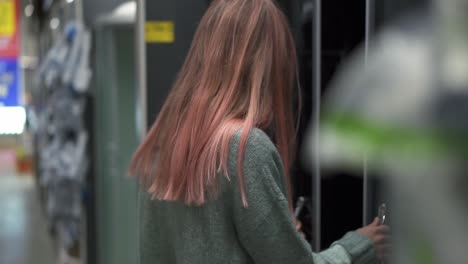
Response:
[[131, 0, 389, 263]]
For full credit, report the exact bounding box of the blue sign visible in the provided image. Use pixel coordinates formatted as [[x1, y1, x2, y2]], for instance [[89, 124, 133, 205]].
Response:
[[0, 58, 20, 106]]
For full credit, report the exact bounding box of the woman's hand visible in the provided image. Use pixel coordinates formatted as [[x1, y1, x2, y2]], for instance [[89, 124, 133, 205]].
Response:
[[356, 217, 391, 260], [295, 220, 306, 239]]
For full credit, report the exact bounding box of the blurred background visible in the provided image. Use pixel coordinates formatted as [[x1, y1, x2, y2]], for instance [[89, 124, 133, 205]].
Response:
[[0, 0, 467, 263]]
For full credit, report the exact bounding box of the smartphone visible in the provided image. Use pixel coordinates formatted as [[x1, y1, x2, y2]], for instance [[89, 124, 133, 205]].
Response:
[[294, 196, 307, 218], [378, 203, 387, 225]]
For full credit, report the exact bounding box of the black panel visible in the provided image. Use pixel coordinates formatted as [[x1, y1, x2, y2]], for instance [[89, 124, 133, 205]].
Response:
[[145, 0, 209, 127], [84, 95, 97, 264], [279, 0, 366, 247], [320, 0, 366, 248], [375, 0, 429, 29]]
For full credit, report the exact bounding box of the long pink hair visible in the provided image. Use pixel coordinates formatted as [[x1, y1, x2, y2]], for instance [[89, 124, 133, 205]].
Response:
[[130, 0, 298, 207]]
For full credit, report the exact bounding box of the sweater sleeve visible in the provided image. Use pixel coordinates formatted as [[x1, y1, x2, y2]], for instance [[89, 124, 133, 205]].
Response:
[[229, 130, 378, 264]]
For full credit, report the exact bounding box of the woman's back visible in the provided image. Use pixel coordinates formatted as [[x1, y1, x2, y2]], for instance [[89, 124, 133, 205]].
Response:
[[139, 129, 376, 264], [139, 129, 286, 264], [140, 194, 248, 263]]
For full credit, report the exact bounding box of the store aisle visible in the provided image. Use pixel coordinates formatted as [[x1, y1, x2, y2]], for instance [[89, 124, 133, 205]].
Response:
[[0, 159, 56, 264]]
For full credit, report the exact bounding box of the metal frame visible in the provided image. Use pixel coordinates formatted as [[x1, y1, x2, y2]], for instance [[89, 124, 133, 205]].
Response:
[[136, 0, 147, 139], [312, 0, 322, 251], [363, 0, 375, 226], [135, 0, 147, 263]]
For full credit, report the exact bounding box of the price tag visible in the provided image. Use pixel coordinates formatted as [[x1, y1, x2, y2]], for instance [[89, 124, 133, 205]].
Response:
[[145, 21, 175, 44]]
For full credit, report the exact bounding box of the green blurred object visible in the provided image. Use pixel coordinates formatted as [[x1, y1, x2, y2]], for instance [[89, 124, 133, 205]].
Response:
[[410, 236, 436, 264], [322, 112, 468, 161]]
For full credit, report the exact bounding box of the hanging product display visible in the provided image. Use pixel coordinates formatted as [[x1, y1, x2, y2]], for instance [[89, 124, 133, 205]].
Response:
[[33, 21, 91, 251]]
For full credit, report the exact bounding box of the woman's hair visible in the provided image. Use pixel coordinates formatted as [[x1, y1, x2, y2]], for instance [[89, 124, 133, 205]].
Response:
[[130, 0, 298, 207]]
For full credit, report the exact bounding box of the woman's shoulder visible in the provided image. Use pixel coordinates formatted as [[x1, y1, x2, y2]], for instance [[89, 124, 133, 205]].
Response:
[[230, 128, 279, 161], [228, 128, 284, 181], [227, 128, 288, 201]]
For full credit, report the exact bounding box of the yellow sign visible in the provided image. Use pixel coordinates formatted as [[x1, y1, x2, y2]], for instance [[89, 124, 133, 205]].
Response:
[[145, 21, 175, 43], [0, 0, 16, 36]]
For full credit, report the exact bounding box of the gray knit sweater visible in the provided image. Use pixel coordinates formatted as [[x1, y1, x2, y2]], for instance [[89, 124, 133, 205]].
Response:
[[139, 128, 378, 264]]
